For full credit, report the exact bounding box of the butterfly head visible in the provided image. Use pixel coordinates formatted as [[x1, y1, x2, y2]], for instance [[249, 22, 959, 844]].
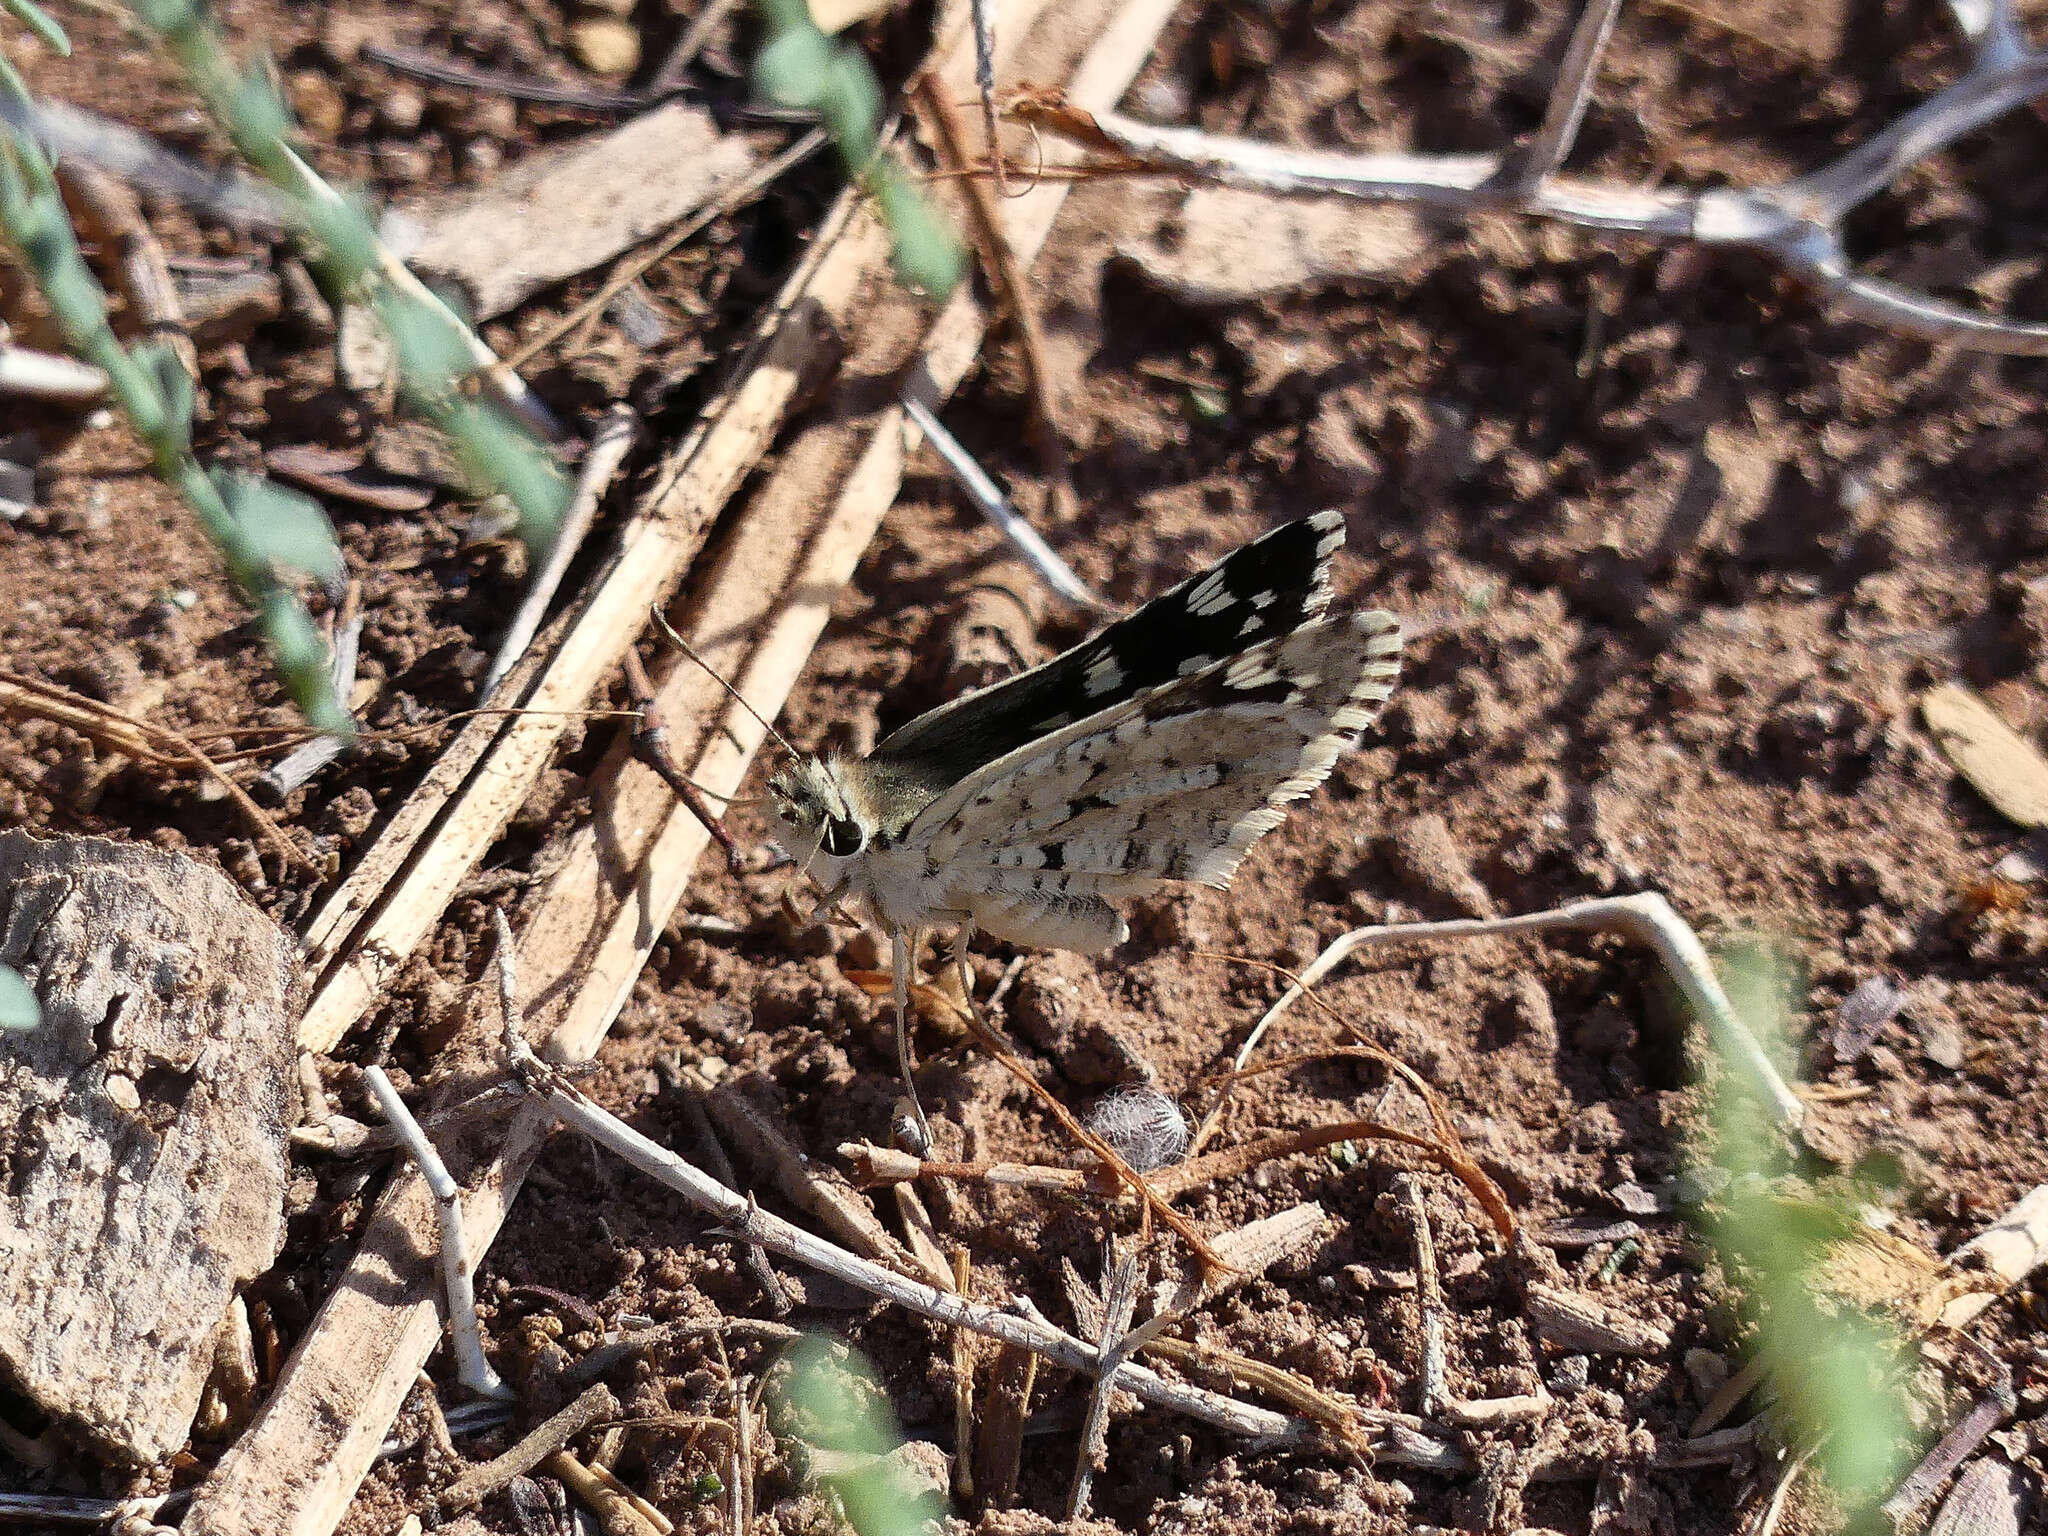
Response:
[[766, 755, 871, 866]]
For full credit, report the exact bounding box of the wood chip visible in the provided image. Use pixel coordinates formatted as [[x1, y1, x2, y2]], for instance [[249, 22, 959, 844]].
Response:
[[1525, 1283, 1670, 1358], [264, 444, 438, 512], [1922, 683, 2048, 829], [398, 103, 755, 321], [1927, 1459, 2025, 1536], [0, 833, 301, 1461]]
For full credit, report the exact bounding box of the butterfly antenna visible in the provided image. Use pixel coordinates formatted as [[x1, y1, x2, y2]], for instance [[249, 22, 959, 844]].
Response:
[[648, 607, 803, 763]]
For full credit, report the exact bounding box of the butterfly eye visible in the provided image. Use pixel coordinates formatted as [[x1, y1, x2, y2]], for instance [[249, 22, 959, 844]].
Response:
[[823, 816, 865, 857]]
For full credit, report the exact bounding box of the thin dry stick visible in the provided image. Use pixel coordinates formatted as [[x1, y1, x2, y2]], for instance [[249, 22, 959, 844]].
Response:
[[0, 343, 108, 401], [912, 74, 1070, 514], [969, 0, 1003, 198], [496, 1014, 1325, 1447], [484, 404, 641, 699], [1493, 0, 1623, 196], [1880, 1371, 2014, 1523], [1013, 0, 2048, 355], [949, 1248, 976, 1502], [1211, 896, 1804, 1133], [0, 671, 308, 870], [843, 1112, 1515, 1241], [1400, 1176, 1448, 1419], [1065, 1242, 1143, 1520], [898, 393, 1102, 609], [361, 1067, 512, 1402], [1139, 1336, 1378, 1457], [438, 1383, 619, 1512], [649, 0, 746, 95]]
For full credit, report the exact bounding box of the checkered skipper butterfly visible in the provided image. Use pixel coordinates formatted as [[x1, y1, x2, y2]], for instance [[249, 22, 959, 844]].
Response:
[[765, 511, 1403, 1138]]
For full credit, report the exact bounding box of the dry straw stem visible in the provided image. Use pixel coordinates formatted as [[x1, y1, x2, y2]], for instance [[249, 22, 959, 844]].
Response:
[[289, 164, 874, 1052], [543, 1450, 665, 1536], [0, 341, 106, 400], [187, 3, 1191, 1530], [1014, 0, 2048, 354], [0, 669, 305, 869], [1232, 894, 1805, 1134]]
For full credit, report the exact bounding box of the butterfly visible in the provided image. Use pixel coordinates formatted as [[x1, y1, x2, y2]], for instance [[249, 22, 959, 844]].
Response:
[[766, 510, 1404, 1140]]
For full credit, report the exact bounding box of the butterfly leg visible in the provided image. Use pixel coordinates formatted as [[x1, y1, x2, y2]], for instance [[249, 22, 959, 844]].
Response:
[[890, 924, 935, 1153]]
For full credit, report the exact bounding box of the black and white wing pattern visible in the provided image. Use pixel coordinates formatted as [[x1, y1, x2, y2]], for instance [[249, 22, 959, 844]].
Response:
[[864, 510, 1352, 806], [893, 607, 1404, 952]]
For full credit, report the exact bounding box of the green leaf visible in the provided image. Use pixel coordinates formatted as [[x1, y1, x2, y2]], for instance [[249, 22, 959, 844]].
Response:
[[870, 160, 963, 299], [259, 587, 350, 736], [0, 964, 39, 1032], [214, 471, 343, 586], [753, 26, 834, 110], [132, 339, 194, 454], [777, 1337, 942, 1536], [3, 0, 71, 55]]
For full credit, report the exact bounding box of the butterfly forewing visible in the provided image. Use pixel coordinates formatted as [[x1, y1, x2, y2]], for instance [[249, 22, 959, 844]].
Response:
[[865, 511, 1350, 797]]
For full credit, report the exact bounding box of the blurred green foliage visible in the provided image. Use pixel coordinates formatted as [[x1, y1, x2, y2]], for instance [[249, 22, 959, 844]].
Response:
[[0, 4, 351, 731], [122, 0, 568, 561], [751, 0, 964, 298], [1696, 941, 1920, 1534], [776, 1335, 945, 1536], [0, 963, 37, 1032]]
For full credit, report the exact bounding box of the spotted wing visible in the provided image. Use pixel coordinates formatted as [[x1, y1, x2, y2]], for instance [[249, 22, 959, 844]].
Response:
[[865, 511, 1351, 797], [896, 611, 1403, 950]]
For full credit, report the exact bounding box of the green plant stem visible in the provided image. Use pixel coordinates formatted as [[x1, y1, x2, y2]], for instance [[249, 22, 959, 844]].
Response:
[[126, 0, 567, 558], [0, 116, 346, 731]]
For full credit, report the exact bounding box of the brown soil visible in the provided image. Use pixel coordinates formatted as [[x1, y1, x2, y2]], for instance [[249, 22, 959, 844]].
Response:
[[4, 0, 2048, 1532]]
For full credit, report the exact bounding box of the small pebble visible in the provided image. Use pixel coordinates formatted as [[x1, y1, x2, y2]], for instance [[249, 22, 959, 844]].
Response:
[[571, 16, 641, 74]]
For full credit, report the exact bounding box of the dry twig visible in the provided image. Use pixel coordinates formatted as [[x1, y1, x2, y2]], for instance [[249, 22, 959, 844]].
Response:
[[1066, 1241, 1143, 1520], [1013, 0, 2048, 354], [438, 1383, 619, 1513], [361, 1067, 512, 1401], [1222, 895, 1804, 1133], [0, 670, 306, 870], [911, 74, 1075, 521]]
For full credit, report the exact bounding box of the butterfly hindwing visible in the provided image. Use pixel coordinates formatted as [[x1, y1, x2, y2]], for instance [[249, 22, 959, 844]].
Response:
[[902, 611, 1402, 942], [865, 511, 1350, 795]]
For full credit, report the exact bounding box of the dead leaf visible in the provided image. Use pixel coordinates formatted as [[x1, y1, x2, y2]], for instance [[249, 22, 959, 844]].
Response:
[[1921, 683, 2048, 828]]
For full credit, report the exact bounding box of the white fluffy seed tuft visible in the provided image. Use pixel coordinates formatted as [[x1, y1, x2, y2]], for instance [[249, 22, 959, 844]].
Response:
[[1083, 1085, 1190, 1172]]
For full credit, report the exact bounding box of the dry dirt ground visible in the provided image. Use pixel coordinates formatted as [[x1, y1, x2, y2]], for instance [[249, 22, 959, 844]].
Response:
[[4, 0, 2048, 1531]]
